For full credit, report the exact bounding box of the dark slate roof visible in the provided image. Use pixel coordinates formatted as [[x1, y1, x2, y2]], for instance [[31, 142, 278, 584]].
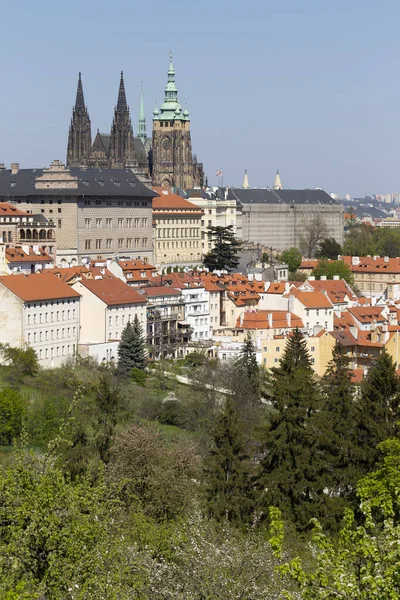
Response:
[[0, 167, 156, 198], [99, 134, 111, 156], [133, 137, 148, 169], [229, 188, 340, 205]]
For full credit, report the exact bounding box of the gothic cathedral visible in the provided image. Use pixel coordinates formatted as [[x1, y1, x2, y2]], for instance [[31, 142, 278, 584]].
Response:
[[66, 56, 204, 188]]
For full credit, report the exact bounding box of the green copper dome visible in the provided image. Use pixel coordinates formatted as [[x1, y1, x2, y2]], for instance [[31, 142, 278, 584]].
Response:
[[154, 53, 190, 122]]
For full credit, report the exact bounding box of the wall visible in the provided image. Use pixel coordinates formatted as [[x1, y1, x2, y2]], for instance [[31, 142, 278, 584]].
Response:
[[0, 285, 23, 347], [72, 282, 106, 343]]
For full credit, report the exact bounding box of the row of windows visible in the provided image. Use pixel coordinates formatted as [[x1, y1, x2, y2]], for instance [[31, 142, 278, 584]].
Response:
[[38, 345, 75, 360], [27, 310, 77, 325], [263, 357, 315, 365], [26, 299, 77, 308], [84, 238, 148, 250], [157, 241, 200, 249], [108, 313, 143, 326], [305, 309, 331, 316], [84, 217, 148, 229], [83, 199, 149, 207], [160, 218, 200, 225], [27, 327, 77, 343], [157, 228, 200, 239]]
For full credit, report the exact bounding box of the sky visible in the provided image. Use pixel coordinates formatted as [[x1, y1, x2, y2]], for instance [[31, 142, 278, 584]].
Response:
[[0, 0, 399, 197]]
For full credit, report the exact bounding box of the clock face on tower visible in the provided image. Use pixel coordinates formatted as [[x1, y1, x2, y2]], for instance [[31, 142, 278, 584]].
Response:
[[162, 137, 171, 150]]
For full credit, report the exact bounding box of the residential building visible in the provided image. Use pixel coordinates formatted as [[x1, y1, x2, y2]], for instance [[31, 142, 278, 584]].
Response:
[[341, 255, 400, 301], [72, 276, 147, 349], [0, 202, 56, 257], [286, 288, 334, 334], [152, 188, 203, 267], [0, 160, 155, 264], [108, 259, 158, 286], [140, 286, 190, 358], [0, 273, 80, 367], [2, 246, 53, 275]]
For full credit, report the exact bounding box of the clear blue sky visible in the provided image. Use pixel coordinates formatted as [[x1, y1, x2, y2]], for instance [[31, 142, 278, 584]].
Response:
[[0, 0, 398, 196]]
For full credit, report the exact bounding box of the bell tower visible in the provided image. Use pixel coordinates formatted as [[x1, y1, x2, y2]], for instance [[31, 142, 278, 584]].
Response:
[[66, 73, 92, 167]]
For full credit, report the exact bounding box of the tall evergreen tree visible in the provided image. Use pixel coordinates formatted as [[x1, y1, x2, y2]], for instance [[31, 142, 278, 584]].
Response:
[[117, 315, 146, 378], [236, 334, 260, 399], [203, 225, 241, 271], [320, 342, 359, 518], [205, 396, 255, 525], [94, 370, 123, 463], [356, 349, 400, 473], [260, 329, 326, 530]]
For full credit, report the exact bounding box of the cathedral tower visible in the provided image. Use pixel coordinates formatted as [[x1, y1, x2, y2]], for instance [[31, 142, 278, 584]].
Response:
[[109, 72, 136, 168], [152, 53, 201, 188], [66, 73, 92, 167], [137, 82, 147, 145]]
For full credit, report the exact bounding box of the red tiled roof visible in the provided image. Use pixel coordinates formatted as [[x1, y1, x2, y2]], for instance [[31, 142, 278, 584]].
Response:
[[152, 188, 203, 211], [287, 288, 333, 309], [0, 273, 80, 301], [236, 310, 303, 330], [0, 203, 30, 216], [266, 282, 286, 294], [39, 266, 90, 282], [6, 247, 52, 263], [141, 286, 182, 297], [342, 255, 400, 274], [347, 306, 386, 324], [78, 277, 146, 306]]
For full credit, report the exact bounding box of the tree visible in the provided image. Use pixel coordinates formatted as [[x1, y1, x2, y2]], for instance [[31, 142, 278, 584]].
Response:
[[343, 222, 375, 257], [236, 334, 260, 398], [0, 388, 26, 445], [320, 342, 359, 518], [117, 315, 146, 378], [300, 214, 327, 258], [94, 370, 123, 463], [356, 349, 400, 474], [259, 329, 327, 529], [315, 236, 342, 259], [312, 259, 355, 285], [278, 247, 302, 274], [205, 396, 255, 524], [0, 344, 39, 386], [203, 225, 241, 271]]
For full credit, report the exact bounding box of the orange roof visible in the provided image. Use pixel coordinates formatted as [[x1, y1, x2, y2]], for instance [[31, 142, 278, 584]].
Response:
[[347, 306, 386, 324], [342, 255, 400, 274], [141, 286, 182, 298], [287, 288, 333, 309], [0, 203, 30, 216], [350, 368, 365, 384], [266, 282, 286, 294], [39, 266, 90, 282], [152, 188, 204, 212], [0, 273, 80, 301], [236, 310, 303, 330], [6, 247, 52, 263], [78, 277, 146, 306], [299, 260, 319, 270]]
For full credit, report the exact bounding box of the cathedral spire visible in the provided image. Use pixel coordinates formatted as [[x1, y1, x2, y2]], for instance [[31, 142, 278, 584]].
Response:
[[137, 82, 147, 144], [242, 169, 250, 189], [164, 51, 178, 105], [75, 72, 85, 111], [117, 71, 128, 113], [273, 169, 283, 190]]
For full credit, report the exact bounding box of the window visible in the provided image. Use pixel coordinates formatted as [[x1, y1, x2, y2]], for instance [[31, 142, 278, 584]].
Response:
[[85, 218, 91, 229], [106, 218, 112, 228], [134, 238, 140, 248], [106, 239, 112, 249], [316, 309, 320, 316], [274, 358, 279, 363], [126, 218, 132, 228], [27, 314, 31, 325], [96, 218, 102, 229], [275, 347, 280, 352], [126, 238, 132, 248], [310, 346, 315, 352], [85, 240, 91, 250], [96, 239, 101, 249], [310, 358, 315, 365], [118, 238, 123, 249], [118, 218, 123, 228], [134, 218, 140, 227], [142, 218, 148, 227], [58, 220, 62, 228]]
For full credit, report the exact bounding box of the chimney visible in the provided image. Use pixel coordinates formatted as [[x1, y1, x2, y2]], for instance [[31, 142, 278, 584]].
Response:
[[10, 163, 19, 175], [239, 312, 244, 327], [268, 312, 273, 328], [284, 281, 290, 294], [320, 275, 327, 281], [333, 275, 339, 280], [308, 276, 315, 281], [352, 256, 360, 266], [384, 256, 389, 263], [286, 312, 291, 328], [350, 325, 358, 340], [106, 258, 112, 269]]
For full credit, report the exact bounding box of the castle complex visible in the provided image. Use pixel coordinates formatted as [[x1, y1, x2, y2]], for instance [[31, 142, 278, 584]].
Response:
[[66, 55, 204, 189]]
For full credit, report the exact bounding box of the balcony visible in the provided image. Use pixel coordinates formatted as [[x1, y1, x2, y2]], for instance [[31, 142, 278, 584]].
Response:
[[147, 309, 182, 321]]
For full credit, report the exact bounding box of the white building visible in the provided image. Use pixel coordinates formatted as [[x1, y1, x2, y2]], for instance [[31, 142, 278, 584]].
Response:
[[72, 276, 147, 357], [0, 273, 80, 367], [181, 284, 210, 341]]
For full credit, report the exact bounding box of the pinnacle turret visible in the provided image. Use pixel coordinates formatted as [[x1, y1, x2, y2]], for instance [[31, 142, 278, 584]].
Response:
[[137, 82, 147, 144], [242, 169, 250, 189], [117, 71, 128, 113], [75, 72, 86, 111], [273, 169, 283, 190]]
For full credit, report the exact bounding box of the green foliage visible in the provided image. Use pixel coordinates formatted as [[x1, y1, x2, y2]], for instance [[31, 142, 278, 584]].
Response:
[[315, 236, 342, 259], [312, 259, 355, 285], [343, 222, 400, 259], [0, 344, 39, 387], [131, 366, 147, 386], [0, 388, 26, 445], [93, 371, 123, 463], [235, 334, 260, 399], [279, 247, 302, 273], [203, 225, 241, 271], [117, 315, 147, 378], [356, 350, 400, 473], [205, 397, 256, 524], [260, 329, 327, 529]]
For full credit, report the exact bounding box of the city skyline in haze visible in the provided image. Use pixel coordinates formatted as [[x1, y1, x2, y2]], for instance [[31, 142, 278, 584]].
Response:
[[0, 0, 399, 197]]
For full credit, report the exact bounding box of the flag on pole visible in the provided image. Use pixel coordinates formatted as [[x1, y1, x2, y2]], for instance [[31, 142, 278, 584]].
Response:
[[216, 169, 223, 177]]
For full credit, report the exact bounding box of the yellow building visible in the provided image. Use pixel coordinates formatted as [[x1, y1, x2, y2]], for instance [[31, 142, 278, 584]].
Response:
[[261, 329, 336, 376], [153, 188, 203, 267]]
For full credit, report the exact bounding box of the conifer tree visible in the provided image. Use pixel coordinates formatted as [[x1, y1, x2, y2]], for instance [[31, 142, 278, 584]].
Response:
[[260, 328, 326, 529], [117, 315, 146, 378], [205, 396, 255, 525], [320, 342, 359, 518], [94, 371, 123, 463], [203, 225, 241, 272], [236, 334, 260, 399], [356, 349, 400, 473]]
